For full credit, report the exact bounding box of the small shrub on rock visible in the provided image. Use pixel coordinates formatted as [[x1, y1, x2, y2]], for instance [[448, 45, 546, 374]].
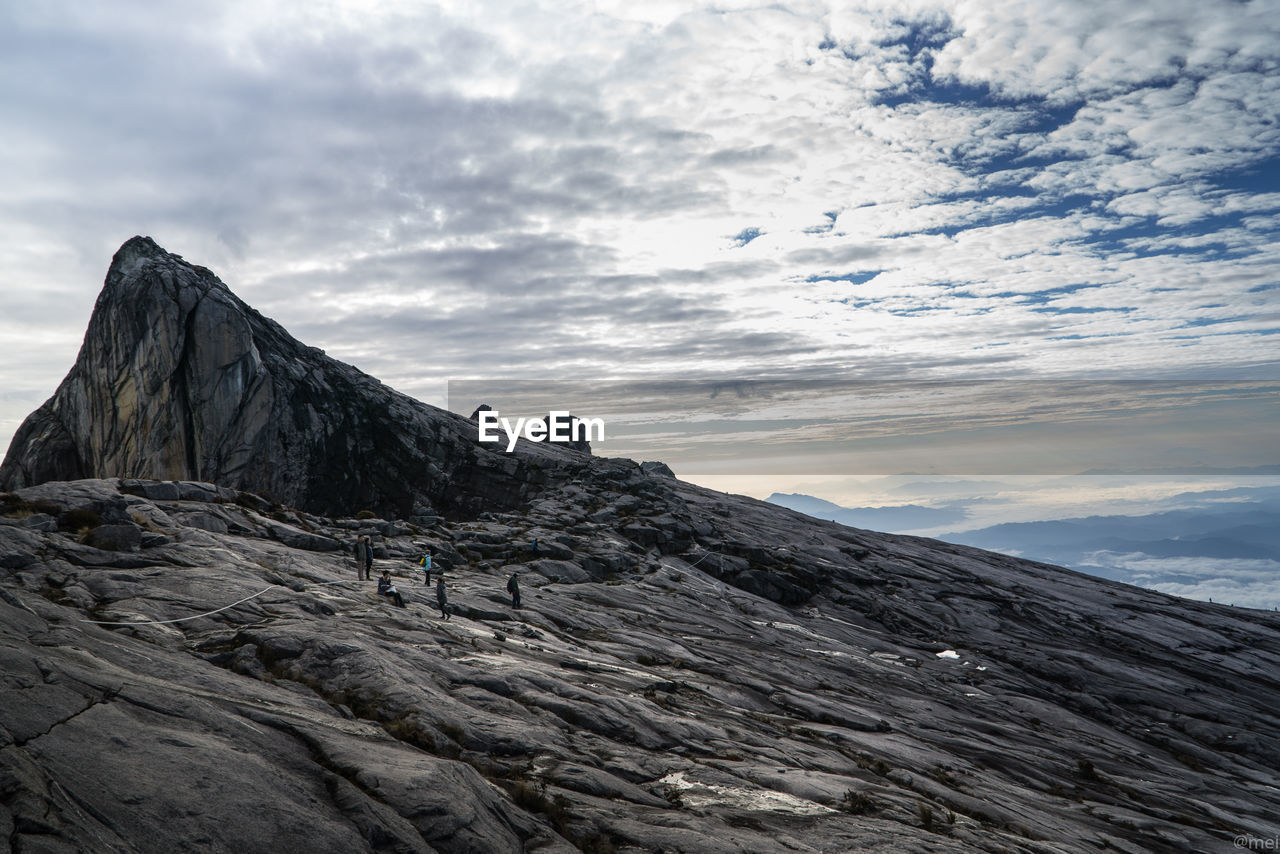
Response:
[[0, 494, 30, 517], [511, 779, 549, 812], [840, 789, 877, 814], [234, 492, 267, 511], [580, 833, 616, 854], [101, 523, 144, 549], [2, 495, 62, 518], [856, 754, 891, 776], [509, 780, 574, 836], [59, 508, 102, 532]]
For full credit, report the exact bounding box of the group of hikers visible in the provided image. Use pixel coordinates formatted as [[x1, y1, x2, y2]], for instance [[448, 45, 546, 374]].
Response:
[[352, 534, 520, 618]]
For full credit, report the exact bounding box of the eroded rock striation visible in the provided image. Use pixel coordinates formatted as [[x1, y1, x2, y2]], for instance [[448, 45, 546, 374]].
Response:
[[1, 476, 1279, 853], [0, 236, 588, 519]]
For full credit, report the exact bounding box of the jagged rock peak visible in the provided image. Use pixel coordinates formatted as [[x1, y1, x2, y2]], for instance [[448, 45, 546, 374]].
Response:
[[104, 234, 207, 292], [0, 237, 590, 519]]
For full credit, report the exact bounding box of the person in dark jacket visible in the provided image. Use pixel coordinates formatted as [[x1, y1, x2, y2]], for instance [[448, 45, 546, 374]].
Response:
[[354, 536, 373, 580], [506, 572, 521, 608], [377, 570, 405, 607], [435, 576, 450, 620]]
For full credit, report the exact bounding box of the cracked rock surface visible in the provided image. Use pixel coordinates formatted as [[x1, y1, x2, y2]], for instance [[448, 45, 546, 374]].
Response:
[[2, 476, 1279, 854]]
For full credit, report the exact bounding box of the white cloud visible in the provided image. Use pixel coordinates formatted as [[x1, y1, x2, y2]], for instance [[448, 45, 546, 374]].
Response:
[[1, 0, 1278, 459], [1090, 553, 1280, 610]]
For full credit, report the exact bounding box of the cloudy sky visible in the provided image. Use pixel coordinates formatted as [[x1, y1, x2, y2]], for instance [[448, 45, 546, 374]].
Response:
[[2, 0, 1278, 490]]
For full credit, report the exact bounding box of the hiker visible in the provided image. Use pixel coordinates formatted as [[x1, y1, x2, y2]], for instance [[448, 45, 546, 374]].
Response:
[[435, 576, 450, 620], [362, 535, 375, 578], [506, 572, 521, 608], [417, 549, 433, 583], [378, 569, 406, 607], [529, 537, 538, 558], [353, 535, 373, 580]]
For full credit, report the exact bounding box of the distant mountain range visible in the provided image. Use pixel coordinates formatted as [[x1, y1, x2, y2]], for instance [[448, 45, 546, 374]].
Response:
[[768, 486, 1280, 609], [765, 492, 969, 531], [943, 494, 1280, 567]]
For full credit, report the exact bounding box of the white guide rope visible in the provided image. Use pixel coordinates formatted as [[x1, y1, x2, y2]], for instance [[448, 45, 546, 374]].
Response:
[[77, 578, 356, 626]]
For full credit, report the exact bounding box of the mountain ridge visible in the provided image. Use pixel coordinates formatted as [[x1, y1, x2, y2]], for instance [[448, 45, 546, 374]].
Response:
[[0, 236, 588, 520]]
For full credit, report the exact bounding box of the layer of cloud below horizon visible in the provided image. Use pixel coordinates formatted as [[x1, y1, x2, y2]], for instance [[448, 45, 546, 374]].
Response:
[[760, 477, 1280, 610]]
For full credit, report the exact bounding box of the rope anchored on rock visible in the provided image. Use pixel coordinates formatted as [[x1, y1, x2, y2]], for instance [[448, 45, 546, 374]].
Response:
[[76, 578, 356, 626]]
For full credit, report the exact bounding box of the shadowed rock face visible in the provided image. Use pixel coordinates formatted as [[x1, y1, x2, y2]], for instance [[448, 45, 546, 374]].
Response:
[[0, 236, 588, 519]]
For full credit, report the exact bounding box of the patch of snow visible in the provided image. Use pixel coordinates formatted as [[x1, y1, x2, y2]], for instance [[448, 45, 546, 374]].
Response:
[[936, 649, 960, 659]]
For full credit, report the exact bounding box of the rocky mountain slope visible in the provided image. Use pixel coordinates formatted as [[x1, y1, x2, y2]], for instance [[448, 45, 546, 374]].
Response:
[[2, 240, 1279, 853], [0, 237, 587, 520], [3, 472, 1280, 853]]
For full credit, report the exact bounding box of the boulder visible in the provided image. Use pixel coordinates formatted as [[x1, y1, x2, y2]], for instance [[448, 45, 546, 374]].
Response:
[[182, 511, 230, 534], [263, 520, 340, 552], [527, 559, 592, 584], [20, 514, 58, 533], [640, 461, 675, 478], [119, 479, 182, 501]]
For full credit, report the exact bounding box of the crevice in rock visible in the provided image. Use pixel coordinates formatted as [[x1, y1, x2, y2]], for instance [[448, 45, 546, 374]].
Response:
[[174, 297, 203, 482], [12, 696, 107, 748], [114, 691, 188, 722]]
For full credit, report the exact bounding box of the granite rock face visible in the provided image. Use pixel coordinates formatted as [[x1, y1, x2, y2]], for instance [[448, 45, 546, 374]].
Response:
[[0, 237, 589, 519], [2, 477, 1279, 854]]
